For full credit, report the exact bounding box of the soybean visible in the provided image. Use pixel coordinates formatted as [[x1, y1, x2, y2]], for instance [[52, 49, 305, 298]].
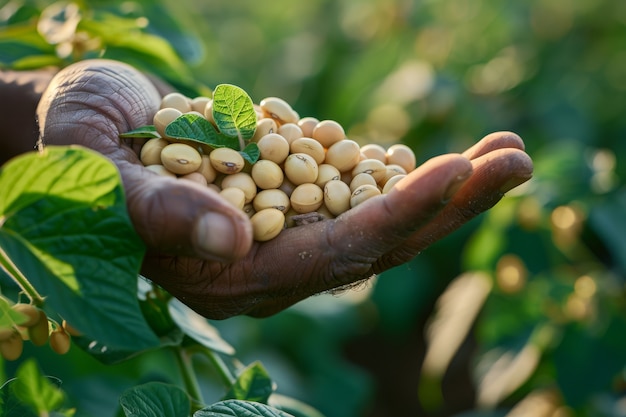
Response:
[[161, 143, 202, 175], [251, 208, 286, 241]]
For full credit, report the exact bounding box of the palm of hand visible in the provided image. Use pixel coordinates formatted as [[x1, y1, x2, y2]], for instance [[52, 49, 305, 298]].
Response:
[[37, 60, 533, 318]]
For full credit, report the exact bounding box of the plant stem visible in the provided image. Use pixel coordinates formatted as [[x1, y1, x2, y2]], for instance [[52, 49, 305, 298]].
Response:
[[173, 346, 204, 408], [199, 347, 237, 387], [0, 246, 45, 306]]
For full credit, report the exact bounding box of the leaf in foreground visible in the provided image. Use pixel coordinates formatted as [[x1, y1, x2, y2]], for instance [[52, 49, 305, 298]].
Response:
[[168, 298, 235, 355], [2, 359, 65, 417], [0, 146, 158, 351], [223, 361, 274, 403], [195, 400, 295, 417], [212, 84, 257, 140], [120, 382, 190, 417], [165, 114, 240, 150]]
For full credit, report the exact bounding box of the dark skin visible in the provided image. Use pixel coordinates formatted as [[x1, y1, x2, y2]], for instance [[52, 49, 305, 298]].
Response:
[[0, 59, 533, 319]]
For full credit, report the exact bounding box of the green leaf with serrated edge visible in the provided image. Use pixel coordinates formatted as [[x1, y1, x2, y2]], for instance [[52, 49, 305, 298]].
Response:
[[9, 359, 65, 416], [212, 84, 257, 141], [119, 125, 161, 140], [165, 114, 240, 150], [168, 298, 235, 355], [223, 362, 274, 403], [0, 146, 158, 352], [120, 382, 190, 417], [240, 142, 260, 166], [194, 400, 295, 417]]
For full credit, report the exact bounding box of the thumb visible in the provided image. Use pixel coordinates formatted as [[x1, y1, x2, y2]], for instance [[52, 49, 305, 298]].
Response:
[[118, 159, 253, 261]]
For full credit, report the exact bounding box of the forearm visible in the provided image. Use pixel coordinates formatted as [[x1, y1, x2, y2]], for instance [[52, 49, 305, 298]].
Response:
[[0, 68, 57, 164]]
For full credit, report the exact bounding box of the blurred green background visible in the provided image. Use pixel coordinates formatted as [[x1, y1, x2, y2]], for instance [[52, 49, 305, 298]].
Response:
[[2, 0, 626, 416]]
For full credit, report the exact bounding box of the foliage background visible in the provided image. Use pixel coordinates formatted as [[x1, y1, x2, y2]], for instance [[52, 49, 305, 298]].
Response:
[[2, 0, 626, 416]]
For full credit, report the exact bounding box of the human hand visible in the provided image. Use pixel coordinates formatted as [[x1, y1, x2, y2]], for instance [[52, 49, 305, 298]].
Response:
[[36, 59, 533, 319]]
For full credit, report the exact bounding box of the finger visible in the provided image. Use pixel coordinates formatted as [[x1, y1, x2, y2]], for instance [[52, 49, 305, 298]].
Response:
[[233, 154, 474, 316], [463, 131, 525, 160], [119, 160, 253, 262], [37, 60, 254, 261], [375, 147, 533, 270]]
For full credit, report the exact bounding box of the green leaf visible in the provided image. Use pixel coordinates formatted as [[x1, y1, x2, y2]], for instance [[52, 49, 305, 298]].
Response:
[[165, 114, 240, 150], [554, 317, 626, 408], [194, 400, 295, 417], [0, 24, 57, 68], [212, 84, 257, 140], [168, 298, 235, 355], [268, 394, 326, 417], [0, 298, 28, 329], [0, 146, 158, 352], [6, 359, 65, 416], [223, 362, 274, 403], [240, 143, 260, 166], [119, 382, 190, 417], [119, 125, 161, 140]]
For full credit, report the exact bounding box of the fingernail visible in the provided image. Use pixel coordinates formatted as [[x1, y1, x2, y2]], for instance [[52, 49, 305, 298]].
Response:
[[195, 212, 237, 261], [443, 170, 472, 202]]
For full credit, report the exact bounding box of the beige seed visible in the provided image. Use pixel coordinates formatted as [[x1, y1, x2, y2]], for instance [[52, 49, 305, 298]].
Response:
[[209, 147, 245, 174], [360, 143, 387, 163], [203, 99, 216, 125], [260, 97, 298, 125], [252, 118, 278, 142], [154, 107, 183, 138], [284, 153, 319, 185], [349, 172, 378, 193], [324, 180, 351, 216], [220, 187, 246, 209], [190, 96, 211, 114], [179, 172, 208, 186], [160, 92, 191, 113], [350, 184, 381, 208], [312, 120, 345, 148], [290, 137, 325, 165], [140, 138, 170, 166], [379, 164, 407, 186], [290, 183, 324, 213], [221, 172, 257, 203], [145, 164, 176, 177], [315, 164, 341, 188], [351, 159, 387, 183], [161, 143, 202, 175], [277, 123, 304, 145], [325, 139, 361, 172], [316, 204, 335, 220], [196, 155, 218, 183], [382, 174, 406, 194], [297, 117, 319, 138], [386, 144, 416, 173], [278, 177, 297, 197], [251, 159, 284, 190], [251, 208, 286, 241], [257, 133, 290, 164], [253, 189, 290, 213]]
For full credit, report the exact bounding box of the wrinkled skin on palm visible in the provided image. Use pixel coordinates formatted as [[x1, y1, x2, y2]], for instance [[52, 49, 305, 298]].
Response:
[[29, 59, 532, 319]]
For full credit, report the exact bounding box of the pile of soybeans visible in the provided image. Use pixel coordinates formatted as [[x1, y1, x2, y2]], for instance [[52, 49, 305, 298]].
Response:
[[136, 91, 416, 241]]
